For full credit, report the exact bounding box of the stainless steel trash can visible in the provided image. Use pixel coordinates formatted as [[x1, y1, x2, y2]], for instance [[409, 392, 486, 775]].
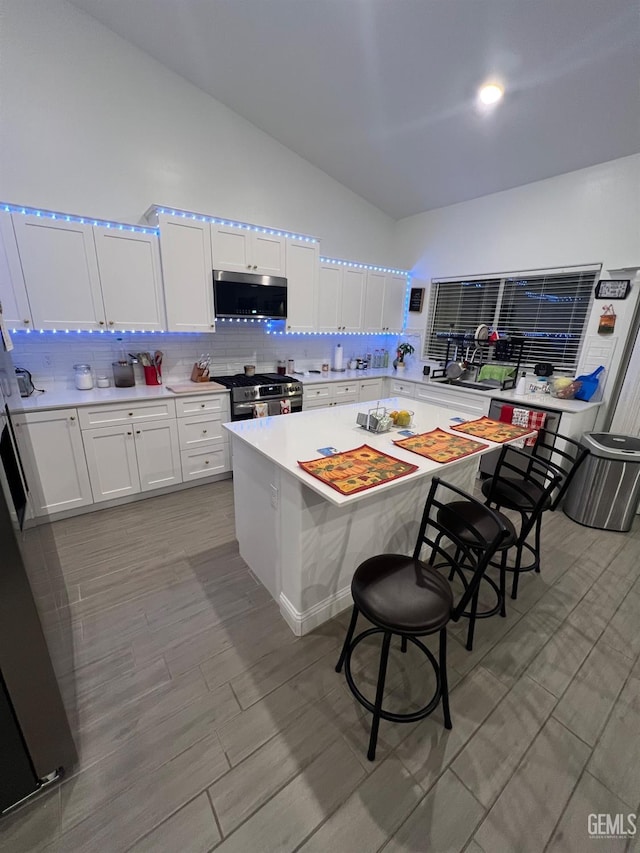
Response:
[[564, 432, 640, 531]]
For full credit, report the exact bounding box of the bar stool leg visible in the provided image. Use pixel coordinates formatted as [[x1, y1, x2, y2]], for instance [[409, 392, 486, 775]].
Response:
[[367, 631, 392, 761], [499, 551, 507, 617], [533, 515, 542, 573], [400, 636, 408, 653], [465, 584, 480, 651], [335, 606, 359, 673], [511, 543, 524, 599], [439, 628, 452, 730]]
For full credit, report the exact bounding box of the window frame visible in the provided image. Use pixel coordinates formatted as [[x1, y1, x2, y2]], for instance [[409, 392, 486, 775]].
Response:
[[422, 264, 600, 371]]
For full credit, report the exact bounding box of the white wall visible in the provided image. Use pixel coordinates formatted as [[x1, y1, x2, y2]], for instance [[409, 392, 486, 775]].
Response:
[[0, 0, 395, 264], [395, 156, 640, 422]]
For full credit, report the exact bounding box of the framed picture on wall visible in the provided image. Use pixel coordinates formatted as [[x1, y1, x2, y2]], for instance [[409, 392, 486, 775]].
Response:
[[409, 287, 425, 312], [595, 279, 631, 299]]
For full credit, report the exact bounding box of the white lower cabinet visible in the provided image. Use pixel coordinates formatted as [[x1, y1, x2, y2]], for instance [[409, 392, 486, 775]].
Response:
[[82, 424, 141, 502], [358, 378, 385, 402], [82, 416, 181, 503], [389, 379, 416, 398], [175, 393, 232, 481], [16, 409, 93, 516]]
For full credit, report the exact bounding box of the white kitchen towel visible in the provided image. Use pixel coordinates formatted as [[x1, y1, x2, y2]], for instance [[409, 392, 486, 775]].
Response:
[[253, 402, 268, 418], [510, 407, 529, 448]]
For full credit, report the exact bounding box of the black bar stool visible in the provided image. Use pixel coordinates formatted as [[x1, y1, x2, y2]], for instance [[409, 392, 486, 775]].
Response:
[[480, 445, 563, 599], [529, 428, 589, 510], [335, 477, 510, 761]]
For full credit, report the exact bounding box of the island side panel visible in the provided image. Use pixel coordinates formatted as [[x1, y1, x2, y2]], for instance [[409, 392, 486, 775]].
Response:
[[230, 435, 281, 601], [278, 456, 478, 635]]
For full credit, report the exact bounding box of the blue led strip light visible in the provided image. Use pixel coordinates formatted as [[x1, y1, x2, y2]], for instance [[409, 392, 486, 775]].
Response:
[[155, 207, 318, 244], [2, 202, 159, 235], [320, 256, 409, 277]]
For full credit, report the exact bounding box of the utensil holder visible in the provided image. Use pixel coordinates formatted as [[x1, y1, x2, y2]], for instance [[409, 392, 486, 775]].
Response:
[[190, 363, 210, 382], [112, 362, 135, 388], [143, 365, 162, 386]]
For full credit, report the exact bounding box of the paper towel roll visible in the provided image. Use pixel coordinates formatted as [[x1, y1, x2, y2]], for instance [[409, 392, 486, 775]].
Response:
[[333, 344, 343, 371]]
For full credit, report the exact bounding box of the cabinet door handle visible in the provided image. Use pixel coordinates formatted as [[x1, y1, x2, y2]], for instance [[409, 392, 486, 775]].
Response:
[[136, 430, 141, 435], [253, 265, 258, 270], [128, 412, 133, 416], [204, 460, 209, 465], [202, 429, 207, 434], [247, 264, 252, 269], [201, 403, 205, 408], [69, 416, 75, 421], [127, 431, 132, 435], [99, 321, 104, 326], [23, 319, 29, 325], [108, 321, 114, 326]]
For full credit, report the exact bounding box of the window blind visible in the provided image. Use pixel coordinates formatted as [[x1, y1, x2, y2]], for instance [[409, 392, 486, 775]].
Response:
[[423, 266, 599, 370]]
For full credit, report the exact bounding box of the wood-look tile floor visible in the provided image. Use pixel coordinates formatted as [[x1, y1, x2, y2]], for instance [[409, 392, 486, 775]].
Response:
[[2, 479, 640, 852]]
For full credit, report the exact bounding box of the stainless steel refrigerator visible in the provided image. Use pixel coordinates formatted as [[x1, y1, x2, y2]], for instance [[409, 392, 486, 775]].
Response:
[[0, 330, 76, 813]]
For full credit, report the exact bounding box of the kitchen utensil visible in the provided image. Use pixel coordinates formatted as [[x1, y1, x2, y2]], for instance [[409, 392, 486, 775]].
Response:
[[445, 358, 465, 380], [534, 363, 554, 377], [153, 350, 163, 384]]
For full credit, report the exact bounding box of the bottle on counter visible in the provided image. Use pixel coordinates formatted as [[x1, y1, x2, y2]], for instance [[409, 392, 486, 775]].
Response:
[[515, 372, 527, 395], [383, 349, 389, 368]]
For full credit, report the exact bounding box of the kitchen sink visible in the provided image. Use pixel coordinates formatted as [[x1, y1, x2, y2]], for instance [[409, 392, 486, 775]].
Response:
[[433, 378, 500, 391]]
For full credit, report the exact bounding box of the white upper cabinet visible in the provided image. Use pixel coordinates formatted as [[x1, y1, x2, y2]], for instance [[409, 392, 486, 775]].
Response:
[[0, 211, 32, 329], [12, 215, 105, 330], [285, 238, 319, 333], [94, 228, 166, 331], [211, 224, 285, 276], [363, 270, 407, 333], [317, 262, 365, 333], [363, 270, 385, 332], [158, 214, 215, 333], [382, 274, 408, 333]]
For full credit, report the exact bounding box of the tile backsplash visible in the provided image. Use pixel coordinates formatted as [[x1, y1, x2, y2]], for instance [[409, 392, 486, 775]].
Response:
[[9, 326, 423, 389]]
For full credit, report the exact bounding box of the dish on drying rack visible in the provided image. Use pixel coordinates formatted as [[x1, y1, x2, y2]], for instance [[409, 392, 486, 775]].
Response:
[[474, 324, 489, 342]]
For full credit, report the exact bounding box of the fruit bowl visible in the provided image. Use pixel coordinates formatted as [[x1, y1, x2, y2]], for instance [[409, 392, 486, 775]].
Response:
[[389, 409, 414, 428], [549, 379, 582, 400]]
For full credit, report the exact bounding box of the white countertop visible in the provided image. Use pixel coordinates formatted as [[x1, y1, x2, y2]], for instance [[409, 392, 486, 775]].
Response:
[[9, 382, 228, 413], [9, 368, 602, 416], [224, 396, 535, 507]]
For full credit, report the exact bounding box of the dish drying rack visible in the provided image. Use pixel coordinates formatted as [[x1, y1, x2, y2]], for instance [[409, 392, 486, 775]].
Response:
[[431, 332, 526, 389], [356, 404, 393, 434]]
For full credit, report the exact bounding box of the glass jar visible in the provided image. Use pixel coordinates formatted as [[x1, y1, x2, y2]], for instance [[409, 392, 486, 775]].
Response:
[[276, 359, 286, 376], [73, 363, 93, 390]]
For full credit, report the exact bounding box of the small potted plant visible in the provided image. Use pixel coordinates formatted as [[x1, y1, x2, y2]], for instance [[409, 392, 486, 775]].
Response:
[[394, 342, 415, 369]]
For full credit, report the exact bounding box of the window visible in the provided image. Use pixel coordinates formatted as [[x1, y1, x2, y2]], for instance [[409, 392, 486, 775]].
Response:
[[423, 265, 600, 370]]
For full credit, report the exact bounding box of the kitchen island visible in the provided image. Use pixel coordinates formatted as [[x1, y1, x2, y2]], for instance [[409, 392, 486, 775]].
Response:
[[224, 398, 534, 635]]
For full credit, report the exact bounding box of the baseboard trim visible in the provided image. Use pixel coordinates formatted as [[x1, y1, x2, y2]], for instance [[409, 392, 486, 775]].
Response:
[[279, 587, 352, 636]]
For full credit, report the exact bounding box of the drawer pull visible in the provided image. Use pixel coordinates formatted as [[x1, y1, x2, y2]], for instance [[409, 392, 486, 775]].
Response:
[[201, 403, 206, 408], [202, 429, 207, 434], [204, 460, 209, 465]]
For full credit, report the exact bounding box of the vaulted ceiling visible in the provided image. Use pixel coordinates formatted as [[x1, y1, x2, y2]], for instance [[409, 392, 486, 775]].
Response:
[[70, 0, 640, 219]]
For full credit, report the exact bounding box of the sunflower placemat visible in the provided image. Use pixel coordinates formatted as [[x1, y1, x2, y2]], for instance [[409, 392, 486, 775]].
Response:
[[449, 416, 532, 443], [393, 428, 489, 463], [298, 444, 418, 496]]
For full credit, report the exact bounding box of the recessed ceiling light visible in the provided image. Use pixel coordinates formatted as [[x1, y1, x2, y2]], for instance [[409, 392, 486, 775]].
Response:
[[478, 83, 504, 105]]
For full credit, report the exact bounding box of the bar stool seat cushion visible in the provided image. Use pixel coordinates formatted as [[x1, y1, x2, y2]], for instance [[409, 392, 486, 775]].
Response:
[[481, 477, 551, 512], [438, 501, 518, 549], [352, 554, 453, 634]]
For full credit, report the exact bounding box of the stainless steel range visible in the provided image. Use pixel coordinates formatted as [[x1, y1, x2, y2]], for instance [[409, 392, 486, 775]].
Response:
[[212, 374, 303, 421]]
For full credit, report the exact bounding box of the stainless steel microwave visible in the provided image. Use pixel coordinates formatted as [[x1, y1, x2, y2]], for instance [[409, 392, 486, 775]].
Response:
[[213, 269, 287, 320]]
